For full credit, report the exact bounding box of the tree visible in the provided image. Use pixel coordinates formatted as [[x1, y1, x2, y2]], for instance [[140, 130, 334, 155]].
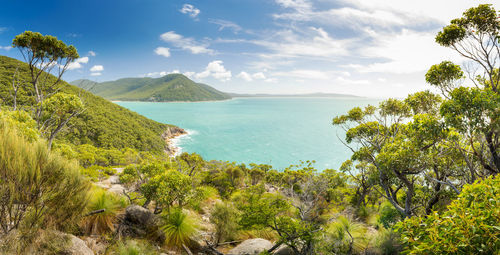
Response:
[[430, 4, 500, 176], [333, 93, 463, 218], [40, 92, 83, 148], [334, 5, 500, 217], [12, 31, 82, 147]]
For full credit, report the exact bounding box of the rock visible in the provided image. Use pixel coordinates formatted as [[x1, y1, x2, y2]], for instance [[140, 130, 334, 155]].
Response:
[[66, 234, 94, 255], [116, 205, 165, 244], [0, 230, 93, 255], [273, 245, 294, 255], [227, 238, 273, 255]]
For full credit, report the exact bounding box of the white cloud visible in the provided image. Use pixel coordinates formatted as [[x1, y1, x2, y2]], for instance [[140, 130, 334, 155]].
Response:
[[67, 57, 89, 70], [88, 51, 96, 56], [273, 69, 332, 80], [209, 19, 242, 33], [0, 27, 7, 33], [90, 65, 104, 72], [90, 72, 102, 76], [252, 72, 266, 80], [195, 60, 232, 81], [160, 31, 214, 55], [342, 0, 498, 25], [358, 29, 462, 73], [143, 70, 182, 78], [180, 4, 200, 18], [252, 27, 352, 60], [0, 46, 12, 51], [154, 47, 171, 58], [237, 71, 267, 82], [237, 72, 253, 82]]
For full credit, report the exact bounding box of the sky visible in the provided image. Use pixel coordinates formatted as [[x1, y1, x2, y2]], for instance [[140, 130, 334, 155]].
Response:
[[0, 0, 497, 98]]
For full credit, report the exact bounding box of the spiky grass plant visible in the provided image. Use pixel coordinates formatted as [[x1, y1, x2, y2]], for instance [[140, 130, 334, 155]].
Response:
[[81, 187, 127, 235], [161, 209, 198, 249], [326, 216, 370, 254]]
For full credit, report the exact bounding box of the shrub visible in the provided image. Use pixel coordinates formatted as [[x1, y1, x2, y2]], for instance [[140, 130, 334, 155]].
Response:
[[81, 165, 117, 181], [210, 202, 240, 244], [0, 123, 90, 239], [113, 239, 158, 255], [371, 228, 403, 255], [396, 175, 500, 254], [81, 188, 127, 235], [377, 201, 401, 229]]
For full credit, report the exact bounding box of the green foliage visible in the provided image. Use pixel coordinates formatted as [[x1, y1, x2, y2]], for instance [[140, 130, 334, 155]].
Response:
[[440, 87, 500, 133], [187, 185, 219, 211], [377, 201, 402, 229], [0, 122, 90, 236], [233, 184, 290, 229], [396, 175, 500, 254], [81, 188, 127, 235], [371, 228, 403, 255], [73, 73, 231, 102], [12, 31, 79, 60], [142, 169, 192, 210], [81, 165, 117, 181], [161, 209, 198, 248], [0, 55, 171, 151], [113, 239, 158, 255], [0, 109, 39, 141], [425, 61, 463, 94], [0, 230, 72, 255], [322, 216, 370, 254], [210, 202, 240, 244]]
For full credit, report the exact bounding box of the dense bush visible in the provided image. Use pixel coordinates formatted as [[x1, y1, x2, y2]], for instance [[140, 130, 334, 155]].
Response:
[[0, 121, 90, 239], [396, 175, 499, 254]]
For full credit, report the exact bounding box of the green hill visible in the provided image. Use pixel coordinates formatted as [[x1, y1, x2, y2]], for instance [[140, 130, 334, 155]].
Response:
[[0, 55, 171, 151], [72, 74, 231, 102]]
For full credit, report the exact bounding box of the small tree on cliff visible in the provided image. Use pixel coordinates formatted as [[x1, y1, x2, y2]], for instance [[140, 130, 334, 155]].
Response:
[[12, 31, 83, 148]]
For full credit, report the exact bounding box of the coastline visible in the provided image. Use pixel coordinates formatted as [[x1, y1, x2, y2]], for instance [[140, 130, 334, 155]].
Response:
[[111, 98, 233, 103], [162, 126, 188, 156]]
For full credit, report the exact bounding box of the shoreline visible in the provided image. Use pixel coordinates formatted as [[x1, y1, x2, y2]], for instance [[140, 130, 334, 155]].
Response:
[[162, 126, 188, 157]]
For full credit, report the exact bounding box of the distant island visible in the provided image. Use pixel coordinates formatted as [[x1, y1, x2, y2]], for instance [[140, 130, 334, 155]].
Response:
[[228, 92, 362, 98], [71, 74, 231, 102]]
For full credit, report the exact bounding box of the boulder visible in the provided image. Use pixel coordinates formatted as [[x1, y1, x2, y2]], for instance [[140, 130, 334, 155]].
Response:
[[65, 234, 94, 255], [116, 205, 165, 243], [273, 245, 294, 255], [0, 230, 93, 255], [227, 238, 273, 255]]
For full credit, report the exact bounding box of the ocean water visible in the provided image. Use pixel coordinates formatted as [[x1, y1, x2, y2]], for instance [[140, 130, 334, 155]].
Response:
[[116, 97, 380, 170]]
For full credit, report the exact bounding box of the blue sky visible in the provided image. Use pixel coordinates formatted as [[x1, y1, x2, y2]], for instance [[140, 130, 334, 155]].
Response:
[[0, 0, 497, 97]]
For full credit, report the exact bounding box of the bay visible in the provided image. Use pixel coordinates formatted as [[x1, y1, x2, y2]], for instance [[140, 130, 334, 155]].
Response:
[[116, 97, 380, 170]]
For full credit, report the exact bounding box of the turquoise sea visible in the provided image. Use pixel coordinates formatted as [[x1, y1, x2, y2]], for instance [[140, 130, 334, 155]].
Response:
[[116, 97, 380, 170]]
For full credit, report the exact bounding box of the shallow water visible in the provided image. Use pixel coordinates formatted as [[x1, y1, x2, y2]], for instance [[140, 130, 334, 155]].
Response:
[[117, 97, 380, 170]]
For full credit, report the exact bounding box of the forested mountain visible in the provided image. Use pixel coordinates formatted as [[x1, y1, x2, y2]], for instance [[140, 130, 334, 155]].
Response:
[[0, 55, 170, 151], [71, 74, 231, 102]]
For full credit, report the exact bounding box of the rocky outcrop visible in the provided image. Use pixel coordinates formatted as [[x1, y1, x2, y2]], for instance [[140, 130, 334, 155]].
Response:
[[227, 238, 273, 255], [116, 205, 165, 244], [162, 126, 188, 156]]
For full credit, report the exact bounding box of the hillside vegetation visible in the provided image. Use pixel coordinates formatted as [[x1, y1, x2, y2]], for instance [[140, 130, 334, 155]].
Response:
[[72, 74, 231, 102], [0, 55, 170, 151]]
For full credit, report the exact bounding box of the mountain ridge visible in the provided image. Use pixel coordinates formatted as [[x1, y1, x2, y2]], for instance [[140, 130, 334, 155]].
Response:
[[72, 74, 231, 102]]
